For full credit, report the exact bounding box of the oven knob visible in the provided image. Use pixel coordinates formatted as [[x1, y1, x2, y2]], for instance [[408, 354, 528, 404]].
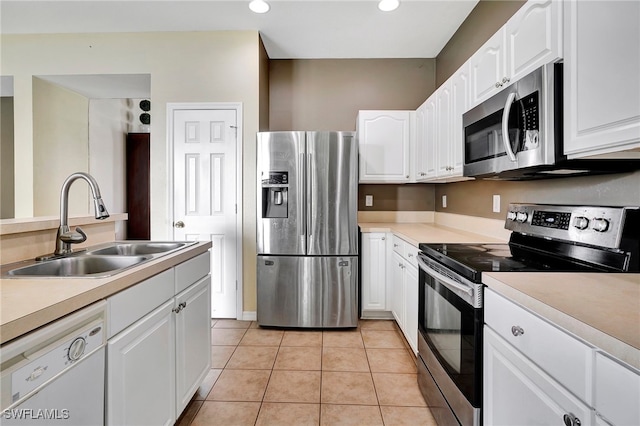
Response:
[[572, 216, 589, 230], [507, 211, 517, 221], [516, 212, 528, 223], [67, 337, 86, 361], [592, 218, 610, 232]]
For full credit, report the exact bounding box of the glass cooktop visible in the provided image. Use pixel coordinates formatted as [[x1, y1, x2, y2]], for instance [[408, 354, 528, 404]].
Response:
[[418, 242, 607, 283]]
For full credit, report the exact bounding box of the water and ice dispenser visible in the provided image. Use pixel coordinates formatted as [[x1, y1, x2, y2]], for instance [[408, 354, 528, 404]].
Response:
[[261, 171, 288, 218]]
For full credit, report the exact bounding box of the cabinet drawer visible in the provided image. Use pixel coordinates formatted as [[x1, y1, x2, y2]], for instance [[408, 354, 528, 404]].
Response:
[[485, 289, 593, 403], [391, 236, 403, 255], [175, 251, 210, 294], [107, 269, 174, 338], [594, 352, 640, 426], [403, 243, 419, 269]]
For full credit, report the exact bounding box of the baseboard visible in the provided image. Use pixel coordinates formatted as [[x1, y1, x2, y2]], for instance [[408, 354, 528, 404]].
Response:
[[360, 310, 394, 320], [242, 311, 257, 321]]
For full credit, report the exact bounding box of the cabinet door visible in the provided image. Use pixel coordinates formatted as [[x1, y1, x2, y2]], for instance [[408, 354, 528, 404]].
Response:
[[361, 233, 387, 312], [175, 277, 212, 416], [469, 28, 507, 107], [422, 98, 438, 180], [389, 251, 405, 329], [563, 0, 640, 158], [506, 0, 562, 83], [484, 327, 593, 426], [436, 82, 453, 178], [358, 111, 411, 183], [450, 67, 470, 177], [403, 263, 418, 354], [107, 301, 176, 426], [414, 101, 433, 181]]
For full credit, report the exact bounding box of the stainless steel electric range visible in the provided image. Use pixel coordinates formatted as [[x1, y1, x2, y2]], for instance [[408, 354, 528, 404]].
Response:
[[416, 204, 640, 426]]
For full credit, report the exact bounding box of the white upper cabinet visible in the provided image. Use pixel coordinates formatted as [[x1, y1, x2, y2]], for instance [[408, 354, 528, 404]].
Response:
[[469, 28, 507, 106], [436, 82, 453, 178], [506, 0, 562, 85], [357, 110, 412, 183], [470, 0, 562, 107], [563, 0, 640, 158], [414, 99, 437, 181]]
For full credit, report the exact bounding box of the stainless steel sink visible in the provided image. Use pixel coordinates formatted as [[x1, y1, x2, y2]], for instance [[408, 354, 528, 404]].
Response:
[[85, 242, 190, 256], [6, 255, 150, 278]]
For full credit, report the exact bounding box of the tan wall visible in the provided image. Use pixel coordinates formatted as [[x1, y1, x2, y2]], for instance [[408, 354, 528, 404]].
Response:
[[435, 0, 526, 87], [269, 59, 436, 131], [32, 78, 89, 217], [358, 184, 435, 212], [2, 31, 261, 314], [435, 171, 640, 219], [1, 97, 14, 219]]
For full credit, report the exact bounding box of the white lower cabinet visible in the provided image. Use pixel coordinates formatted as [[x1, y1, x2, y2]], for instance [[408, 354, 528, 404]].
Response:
[[389, 236, 418, 354], [175, 276, 212, 414], [484, 327, 593, 426], [107, 300, 176, 426], [106, 253, 211, 425], [485, 288, 640, 426], [361, 232, 388, 314]]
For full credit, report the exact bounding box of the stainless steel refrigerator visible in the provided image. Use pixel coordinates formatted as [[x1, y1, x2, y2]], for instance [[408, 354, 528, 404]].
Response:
[[256, 131, 358, 328]]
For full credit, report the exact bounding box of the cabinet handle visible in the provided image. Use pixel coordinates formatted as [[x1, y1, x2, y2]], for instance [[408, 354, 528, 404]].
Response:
[[173, 302, 187, 314], [511, 325, 525, 337], [408, 253, 413, 257], [563, 413, 581, 426]]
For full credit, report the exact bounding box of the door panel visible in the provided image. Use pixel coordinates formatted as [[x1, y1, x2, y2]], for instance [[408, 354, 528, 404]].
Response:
[[320, 256, 358, 327], [256, 132, 306, 255], [257, 256, 322, 327], [307, 132, 358, 256], [173, 108, 237, 318]]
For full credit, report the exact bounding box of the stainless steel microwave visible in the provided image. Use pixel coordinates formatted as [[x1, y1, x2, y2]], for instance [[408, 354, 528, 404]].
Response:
[[463, 63, 562, 179]]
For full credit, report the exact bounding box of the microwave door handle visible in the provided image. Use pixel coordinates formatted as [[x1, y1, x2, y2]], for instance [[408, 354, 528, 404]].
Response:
[[417, 256, 473, 298], [502, 91, 518, 162]]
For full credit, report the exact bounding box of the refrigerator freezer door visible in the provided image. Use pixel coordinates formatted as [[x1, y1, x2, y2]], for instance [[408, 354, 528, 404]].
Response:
[[307, 132, 358, 256], [257, 256, 322, 328], [257, 132, 306, 255], [322, 256, 358, 328], [256, 256, 358, 328]]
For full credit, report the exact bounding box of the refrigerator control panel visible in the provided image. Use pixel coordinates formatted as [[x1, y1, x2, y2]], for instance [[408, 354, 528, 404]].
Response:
[[262, 171, 288, 185]]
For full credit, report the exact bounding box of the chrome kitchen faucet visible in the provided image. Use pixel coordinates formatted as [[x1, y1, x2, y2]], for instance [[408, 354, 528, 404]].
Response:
[[40, 172, 110, 259]]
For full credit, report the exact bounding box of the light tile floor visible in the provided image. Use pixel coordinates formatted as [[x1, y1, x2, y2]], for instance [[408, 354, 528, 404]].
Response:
[[177, 319, 438, 426]]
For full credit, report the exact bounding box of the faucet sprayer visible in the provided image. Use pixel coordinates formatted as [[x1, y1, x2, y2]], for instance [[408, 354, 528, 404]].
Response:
[[49, 172, 110, 257]]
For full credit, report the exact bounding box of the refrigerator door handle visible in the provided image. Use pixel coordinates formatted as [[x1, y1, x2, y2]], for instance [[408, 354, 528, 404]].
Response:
[[299, 152, 306, 237], [307, 153, 313, 238]]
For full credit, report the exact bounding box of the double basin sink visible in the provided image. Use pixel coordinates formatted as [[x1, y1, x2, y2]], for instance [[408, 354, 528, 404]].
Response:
[[3, 242, 196, 278]]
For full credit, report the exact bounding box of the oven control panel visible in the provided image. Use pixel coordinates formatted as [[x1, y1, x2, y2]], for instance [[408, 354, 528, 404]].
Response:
[[505, 204, 637, 249]]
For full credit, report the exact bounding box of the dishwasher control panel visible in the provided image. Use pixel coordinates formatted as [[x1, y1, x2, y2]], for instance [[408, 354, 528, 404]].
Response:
[[10, 318, 104, 403], [0, 300, 107, 411]]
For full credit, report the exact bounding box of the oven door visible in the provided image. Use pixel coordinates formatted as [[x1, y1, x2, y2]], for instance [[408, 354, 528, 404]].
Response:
[[417, 253, 482, 426]]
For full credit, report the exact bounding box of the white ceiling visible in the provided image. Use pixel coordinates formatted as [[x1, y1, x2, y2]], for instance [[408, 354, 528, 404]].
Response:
[[0, 0, 479, 59]]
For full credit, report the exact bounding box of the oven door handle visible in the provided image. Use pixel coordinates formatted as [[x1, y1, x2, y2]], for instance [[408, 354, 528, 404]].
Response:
[[502, 91, 518, 162], [418, 256, 473, 298]]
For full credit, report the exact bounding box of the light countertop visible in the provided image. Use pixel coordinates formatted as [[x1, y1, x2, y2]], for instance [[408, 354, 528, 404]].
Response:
[[0, 241, 212, 345], [359, 222, 507, 246], [484, 272, 640, 369]]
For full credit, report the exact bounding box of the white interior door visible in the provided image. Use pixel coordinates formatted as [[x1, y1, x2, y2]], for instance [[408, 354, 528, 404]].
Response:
[[172, 108, 238, 319]]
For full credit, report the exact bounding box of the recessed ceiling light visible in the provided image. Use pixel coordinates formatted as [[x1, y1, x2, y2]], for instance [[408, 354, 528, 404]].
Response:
[[249, 0, 270, 13], [378, 0, 400, 12]]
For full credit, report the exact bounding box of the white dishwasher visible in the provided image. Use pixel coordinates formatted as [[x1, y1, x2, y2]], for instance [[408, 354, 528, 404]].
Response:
[[1, 301, 106, 425]]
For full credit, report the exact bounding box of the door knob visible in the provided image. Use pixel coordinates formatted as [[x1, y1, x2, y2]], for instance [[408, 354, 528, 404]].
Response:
[[174, 221, 185, 228]]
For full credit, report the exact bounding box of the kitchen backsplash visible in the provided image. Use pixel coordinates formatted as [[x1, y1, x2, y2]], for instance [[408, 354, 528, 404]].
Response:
[[358, 184, 435, 212]]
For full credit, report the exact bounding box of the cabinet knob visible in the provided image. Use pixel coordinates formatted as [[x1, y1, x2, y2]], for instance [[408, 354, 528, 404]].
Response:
[[174, 221, 185, 228], [511, 326, 525, 337], [406, 175, 409, 179], [381, 237, 385, 241], [563, 413, 581, 426], [394, 244, 399, 248], [408, 253, 413, 257], [502, 76, 510, 84], [495, 82, 503, 88]]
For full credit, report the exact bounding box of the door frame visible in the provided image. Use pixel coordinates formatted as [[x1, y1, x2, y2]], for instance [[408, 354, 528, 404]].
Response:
[[167, 102, 244, 320]]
